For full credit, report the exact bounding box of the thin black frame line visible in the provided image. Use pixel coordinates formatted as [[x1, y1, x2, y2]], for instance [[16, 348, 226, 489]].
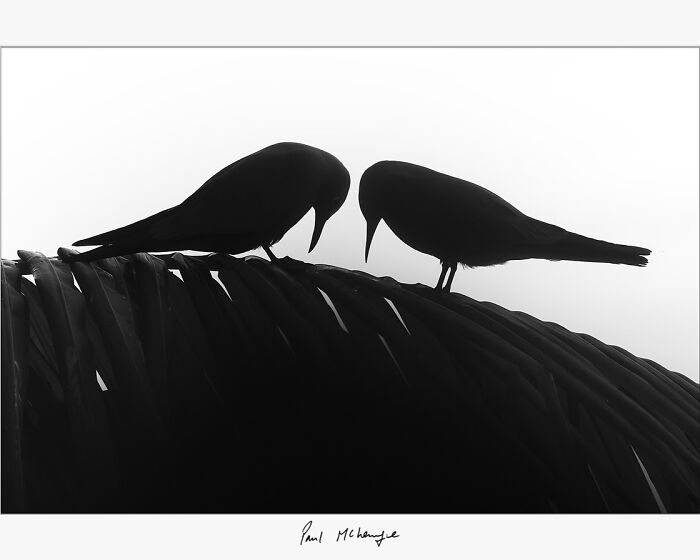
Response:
[[0, 45, 699, 49]]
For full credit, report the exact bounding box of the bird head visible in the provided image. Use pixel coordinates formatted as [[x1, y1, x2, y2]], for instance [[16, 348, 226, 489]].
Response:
[[308, 154, 350, 253], [359, 162, 389, 262]]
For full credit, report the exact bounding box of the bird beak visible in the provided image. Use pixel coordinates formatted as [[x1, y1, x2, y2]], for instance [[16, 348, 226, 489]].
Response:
[[364, 217, 380, 262], [308, 210, 327, 253]]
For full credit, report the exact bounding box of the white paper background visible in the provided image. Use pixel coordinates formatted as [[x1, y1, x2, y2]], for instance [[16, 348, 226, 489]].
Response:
[[1, 2, 699, 559]]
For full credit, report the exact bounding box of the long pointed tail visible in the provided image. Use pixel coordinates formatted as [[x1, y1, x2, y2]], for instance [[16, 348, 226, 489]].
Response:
[[535, 232, 651, 266], [60, 244, 144, 262], [73, 207, 175, 247]]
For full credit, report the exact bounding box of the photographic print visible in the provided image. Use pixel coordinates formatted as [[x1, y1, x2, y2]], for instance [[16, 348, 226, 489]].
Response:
[[1, 47, 698, 515]]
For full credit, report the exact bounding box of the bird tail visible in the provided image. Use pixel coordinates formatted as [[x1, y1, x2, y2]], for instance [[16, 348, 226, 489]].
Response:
[[73, 207, 175, 247], [61, 244, 142, 263], [536, 232, 651, 266]]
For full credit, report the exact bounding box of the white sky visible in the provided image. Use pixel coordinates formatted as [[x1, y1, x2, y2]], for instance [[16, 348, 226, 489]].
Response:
[[1, 48, 698, 381]]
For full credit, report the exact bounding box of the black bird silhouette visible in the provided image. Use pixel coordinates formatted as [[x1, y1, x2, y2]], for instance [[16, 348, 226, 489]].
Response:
[[63, 142, 350, 263], [360, 161, 651, 292]]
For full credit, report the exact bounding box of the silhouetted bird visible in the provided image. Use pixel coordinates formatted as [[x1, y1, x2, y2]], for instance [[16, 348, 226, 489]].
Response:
[[63, 142, 350, 263], [360, 161, 651, 292]]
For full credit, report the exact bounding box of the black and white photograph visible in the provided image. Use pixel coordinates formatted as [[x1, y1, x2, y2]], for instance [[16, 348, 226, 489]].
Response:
[[1, 4, 699, 558]]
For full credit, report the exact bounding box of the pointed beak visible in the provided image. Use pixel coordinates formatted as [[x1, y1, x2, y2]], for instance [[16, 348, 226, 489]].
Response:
[[364, 217, 380, 262], [308, 210, 328, 253]]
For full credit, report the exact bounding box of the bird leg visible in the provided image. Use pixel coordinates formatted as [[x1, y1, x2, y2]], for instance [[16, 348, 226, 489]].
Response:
[[436, 262, 449, 290], [263, 246, 279, 263], [443, 261, 458, 292], [263, 245, 310, 271]]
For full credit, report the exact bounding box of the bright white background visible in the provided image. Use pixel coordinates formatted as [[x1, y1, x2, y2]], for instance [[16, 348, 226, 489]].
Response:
[[1, 2, 700, 559], [2, 48, 698, 382], [0, 514, 698, 560]]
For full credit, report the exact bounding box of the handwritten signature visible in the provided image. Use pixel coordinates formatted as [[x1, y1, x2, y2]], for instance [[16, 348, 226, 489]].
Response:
[[300, 520, 400, 548]]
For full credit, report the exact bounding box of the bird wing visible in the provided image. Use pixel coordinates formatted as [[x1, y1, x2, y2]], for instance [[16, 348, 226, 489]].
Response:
[[376, 165, 532, 258], [441, 178, 570, 246], [75, 145, 319, 248], [155, 145, 319, 240], [428, 174, 530, 242]]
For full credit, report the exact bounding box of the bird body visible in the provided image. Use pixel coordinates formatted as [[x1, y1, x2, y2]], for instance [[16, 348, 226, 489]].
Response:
[[64, 142, 350, 262], [360, 161, 651, 291]]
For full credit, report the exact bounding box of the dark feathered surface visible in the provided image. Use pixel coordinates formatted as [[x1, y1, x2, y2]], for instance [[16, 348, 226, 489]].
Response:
[[63, 142, 350, 262], [2, 250, 697, 513], [360, 161, 651, 290]]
